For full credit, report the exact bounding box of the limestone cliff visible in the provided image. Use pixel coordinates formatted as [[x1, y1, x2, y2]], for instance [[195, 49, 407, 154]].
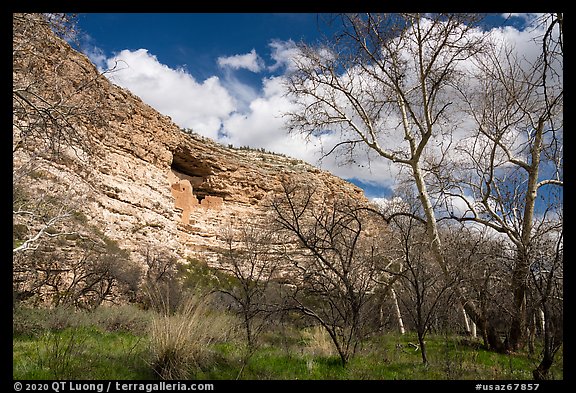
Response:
[[12, 14, 367, 271]]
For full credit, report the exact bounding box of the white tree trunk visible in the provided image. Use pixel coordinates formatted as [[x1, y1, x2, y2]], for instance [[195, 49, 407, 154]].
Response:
[[470, 317, 477, 338], [538, 308, 546, 334], [462, 306, 471, 334], [462, 306, 477, 338], [391, 288, 405, 335]]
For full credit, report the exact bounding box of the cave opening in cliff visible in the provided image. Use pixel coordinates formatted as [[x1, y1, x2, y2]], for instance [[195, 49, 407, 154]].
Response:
[[170, 146, 228, 200], [171, 146, 213, 179]]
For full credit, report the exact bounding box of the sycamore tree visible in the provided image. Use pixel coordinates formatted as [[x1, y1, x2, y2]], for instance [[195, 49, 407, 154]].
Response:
[[283, 13, 506, 349], [437, 13, 563, 351], [284, 13, 562, 354]]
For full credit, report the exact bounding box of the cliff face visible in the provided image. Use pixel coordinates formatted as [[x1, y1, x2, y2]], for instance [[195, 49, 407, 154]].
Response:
[[12, 14, 367, 270]]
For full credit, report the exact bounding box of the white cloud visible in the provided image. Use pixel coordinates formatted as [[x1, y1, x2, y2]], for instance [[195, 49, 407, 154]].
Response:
[[268, 39, 300, 72], [104, 49, 236, 140], [79, 33, 107, 70], [501, 13, 544, 27], [219, 74, 259, 113], [220, 75, 400, 187], [86, 17, 557, 201], [222, 77, 289, 147], [221, 76, 314, 159], [371, 196, 407, 213], [85, 46, 107, 71], [217, 49, 264, 72]]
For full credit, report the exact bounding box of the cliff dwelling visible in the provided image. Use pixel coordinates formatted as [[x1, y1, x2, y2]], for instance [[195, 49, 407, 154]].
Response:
[[169, 171, 225, 224], [168, 147, 225, 224]]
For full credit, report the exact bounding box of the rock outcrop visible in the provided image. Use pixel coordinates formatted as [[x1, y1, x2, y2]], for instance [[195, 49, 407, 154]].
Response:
[[12, 14, 368, 271]]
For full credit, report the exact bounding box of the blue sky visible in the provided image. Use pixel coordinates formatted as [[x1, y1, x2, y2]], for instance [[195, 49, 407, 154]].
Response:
[[74, 13, 556, 203], [77, 14, 327, 80]]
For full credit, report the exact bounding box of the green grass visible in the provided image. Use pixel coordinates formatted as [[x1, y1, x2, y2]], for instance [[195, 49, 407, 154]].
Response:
[[189, 332, 562, 380], [13, 306, 563, 380], [13, 327, 152, 379]]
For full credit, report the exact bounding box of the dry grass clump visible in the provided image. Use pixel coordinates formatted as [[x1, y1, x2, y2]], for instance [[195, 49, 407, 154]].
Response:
[[302, 325, 336, 357], [149, 294, 236, 379]]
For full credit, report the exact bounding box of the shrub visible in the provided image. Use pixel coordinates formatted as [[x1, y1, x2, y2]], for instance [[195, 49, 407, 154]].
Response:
[[91, 304, 151, 335], [13, 306, 91, 336], [13, 304, 151, 337], [13, 306, 47, 337]]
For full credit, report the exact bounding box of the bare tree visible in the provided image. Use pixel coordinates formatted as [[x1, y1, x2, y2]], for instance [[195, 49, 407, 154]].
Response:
[[12, 12, 122, 260], [284, 13, 503, 348], [58, 236, 142, 309], [13, 13, 101, 289], [529, 221, 563, 380], [12, 14, 141, 309], [13, 13, 107, 161], [13, 203, 74, 254], [382, 194, 456, 364], [214, 223, 281, 379], [12, 181, 84, 303], [13, 216, 142, 309], [217, 223, 280, 352], [442, 223, 516, 348], [442, 13, 563, 350], [271, 181, 385, 366], [141, 246, 182, 313]]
